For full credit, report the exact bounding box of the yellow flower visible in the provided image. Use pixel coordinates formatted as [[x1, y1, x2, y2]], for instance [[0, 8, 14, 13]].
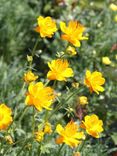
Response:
[[35, 131, 44, 142], [60, 21, 88, 47], [25, 82, 55, 111], [44, 122, 52, 134], [72, 82, 79, 88], [81, 114, 103, 138], [56, 121, 85, 148], [5, 135, 13, 144], [66, 46, 77, 56], [35, 16, 57, 38], [24, 71, 38, 83], [114, 15, 117, 22], [79, 96, 88, 105], [109, 3, 117, 11], [0, 104, 12, 130], [47, 59, 74, 81], [102, 57, 111, 65], [84, 70, 105, 94]]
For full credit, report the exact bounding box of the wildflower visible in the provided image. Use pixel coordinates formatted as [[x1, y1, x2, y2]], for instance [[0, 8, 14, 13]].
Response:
[[47, 59, 74, 81], [35, 131, 44, 142], [102, 57, 111, 65], [114, 15, 117, 22], [79, 96, 88, 105], [81, 114, 103, 138], [25, 82, 55, 111], [5, 135, 13, 144], [66, 46, 77, 56], [84, 70, 105, 94], [109, 3, 117, 11], [24, 71, 38, 83], [35, 16, 57, 38], [0, 104, 12, 130], [60, 21, 88, 47], [44, 122, 52, 134], [56, 121, 85, 148]]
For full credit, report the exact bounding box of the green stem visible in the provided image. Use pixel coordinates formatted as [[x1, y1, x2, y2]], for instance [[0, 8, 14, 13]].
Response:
[[32, 39, 40, 57], [32, 107, 35, 135], [18, 106, 28, 123], [57, 144, 64, 156]]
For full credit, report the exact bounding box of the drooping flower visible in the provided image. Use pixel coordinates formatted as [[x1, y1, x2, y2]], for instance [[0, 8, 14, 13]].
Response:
[[60, 21, 88, 47], [79, 96, 88, 105], [66, 46, 77, 56], [109, 3, 117, 11], [84, 70, 105, 94], [81, 114, 103, 138], [35, 16, 57, 38], [47, 59, 74, 81], [44, 122, 52, 134], [56, 121, 85, 148], [0, 104, 12, 130], [35, 131, 44, 142], [102, 57, 111, 65], [25, 82, 55, 111], [24, 71, 38, 83]]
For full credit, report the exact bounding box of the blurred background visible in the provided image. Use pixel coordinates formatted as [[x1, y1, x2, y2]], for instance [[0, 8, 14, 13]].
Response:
[[0, 0, 117, 155]]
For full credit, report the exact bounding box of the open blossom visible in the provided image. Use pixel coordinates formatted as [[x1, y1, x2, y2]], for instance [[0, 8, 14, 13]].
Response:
[[84, 70, 105, 94], [35, 16, 57, 38], [102, 57, 111, 65], [24, 71, 38, 83], [0, 104, 12, 130], [79, 96, 88, 105], [81, 114, 104, 138], [25, 82, 55, 111], [47, 59, 74, 81], [56, 121, 85, 148], [60, 21, 88, 47]]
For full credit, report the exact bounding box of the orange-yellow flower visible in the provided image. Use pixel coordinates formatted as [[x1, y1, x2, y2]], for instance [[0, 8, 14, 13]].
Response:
[[35, 131, 44, 142], [24, 71, 38, 83], [25, 82, 55, 111], [81, 114, 103, 138], [47, 59, 74, 81], [0, 104, 12, 130], [56, 121, 85, 148], [60, 21, 88, 47], [35, 16, 57, 38], [84, 70, 105, 94]]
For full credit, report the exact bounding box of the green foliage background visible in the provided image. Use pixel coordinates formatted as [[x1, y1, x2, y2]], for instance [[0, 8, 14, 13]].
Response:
[[0, 0, 117, 155]]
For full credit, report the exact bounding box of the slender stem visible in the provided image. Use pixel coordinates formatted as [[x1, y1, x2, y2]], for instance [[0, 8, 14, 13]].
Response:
[[32, 39, 40, 57], [32, 107, 35, 135], [18, 106, 28, 123], [57, 144, 64, 156]]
